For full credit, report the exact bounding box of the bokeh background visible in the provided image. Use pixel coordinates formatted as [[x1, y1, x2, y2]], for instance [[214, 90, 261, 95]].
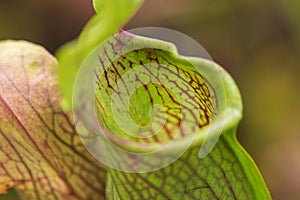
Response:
[[0, 0, 299, 199]]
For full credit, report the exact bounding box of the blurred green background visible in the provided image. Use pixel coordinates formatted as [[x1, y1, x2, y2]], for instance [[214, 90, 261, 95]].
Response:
[[0, 0, 299, 199]]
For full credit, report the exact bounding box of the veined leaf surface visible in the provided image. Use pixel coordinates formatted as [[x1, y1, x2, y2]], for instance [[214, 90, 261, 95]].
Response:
[[71, 32, 271, 199], [56, 0, 144, 110], [0, 41, 107, 200]]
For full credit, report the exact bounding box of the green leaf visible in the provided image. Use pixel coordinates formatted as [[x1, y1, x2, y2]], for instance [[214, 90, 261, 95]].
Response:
[[0, 2, 271, 200], [81, 33, 271, 199], [56, 0, 144, 110], [93, 0, 103, 14], [0, 41, 106, 200], [107, 132, 270, 199]]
